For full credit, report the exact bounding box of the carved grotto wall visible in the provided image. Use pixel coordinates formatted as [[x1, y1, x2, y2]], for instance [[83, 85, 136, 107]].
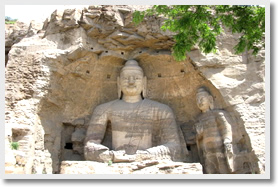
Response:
[[5, 5, 265, 174]]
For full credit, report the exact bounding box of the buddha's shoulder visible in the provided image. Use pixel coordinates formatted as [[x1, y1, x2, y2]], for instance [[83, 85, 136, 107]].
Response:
[[94, 99, 119, 111]]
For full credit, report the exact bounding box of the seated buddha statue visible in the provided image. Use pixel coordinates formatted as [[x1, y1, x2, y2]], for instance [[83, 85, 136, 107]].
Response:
[[84, 60, 187, 163]]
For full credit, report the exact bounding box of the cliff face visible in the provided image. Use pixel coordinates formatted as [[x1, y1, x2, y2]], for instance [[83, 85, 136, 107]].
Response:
[[5, 5, 265, 174]]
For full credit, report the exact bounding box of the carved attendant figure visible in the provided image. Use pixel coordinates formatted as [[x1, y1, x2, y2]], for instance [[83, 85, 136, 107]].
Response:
[[195, 87, 234, 174], [84, 60, 187, 163]]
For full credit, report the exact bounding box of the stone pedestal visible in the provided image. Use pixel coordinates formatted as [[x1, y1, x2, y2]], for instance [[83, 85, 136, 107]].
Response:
[[60, 160, 203, 174]]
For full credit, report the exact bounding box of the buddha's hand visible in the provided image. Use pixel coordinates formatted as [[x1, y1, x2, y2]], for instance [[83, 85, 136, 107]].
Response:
[[223, 138, 235, 173], [111, 150, 136, 163], [135, 150, 153, 161], [195, 122, 203, 135], [223, 138, 233, 153], [84, 142, 113, 162]]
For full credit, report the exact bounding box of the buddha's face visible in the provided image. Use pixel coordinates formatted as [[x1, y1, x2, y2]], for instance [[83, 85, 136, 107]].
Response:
[[120, 69, 144, 96], [196, 92, 211, 111]]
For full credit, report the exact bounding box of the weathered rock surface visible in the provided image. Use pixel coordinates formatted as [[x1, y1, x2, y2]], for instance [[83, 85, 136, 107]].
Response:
[[5, 21, 43, 66], [5, 5, 265, 175]]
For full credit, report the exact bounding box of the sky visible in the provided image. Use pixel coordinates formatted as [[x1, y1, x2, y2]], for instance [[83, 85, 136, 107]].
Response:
[[5, 5, 87, 23], [5, 4, 268, 24]]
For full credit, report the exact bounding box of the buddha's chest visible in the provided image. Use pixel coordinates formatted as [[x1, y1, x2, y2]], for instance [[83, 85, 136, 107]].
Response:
[[110, 106, 155, 119], [109, 109, 155, 133], [198, 114, 218, 128], [108, 109, 154, 152]]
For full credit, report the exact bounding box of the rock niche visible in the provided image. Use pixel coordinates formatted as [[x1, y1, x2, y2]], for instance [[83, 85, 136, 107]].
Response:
[[5, 5, 265, 175]]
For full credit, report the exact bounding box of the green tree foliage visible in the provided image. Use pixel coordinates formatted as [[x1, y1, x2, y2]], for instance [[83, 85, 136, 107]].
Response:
[[133, 5, 265, 61]]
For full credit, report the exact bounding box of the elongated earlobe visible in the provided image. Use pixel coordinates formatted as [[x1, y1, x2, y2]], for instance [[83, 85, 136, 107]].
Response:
[[209, 95, 214, 110], [117, 77, 121, 99], [142, 76, 147, 98]]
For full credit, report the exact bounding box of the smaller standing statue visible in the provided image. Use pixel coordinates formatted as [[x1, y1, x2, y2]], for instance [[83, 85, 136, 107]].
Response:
[[195, 87, 235, 174]]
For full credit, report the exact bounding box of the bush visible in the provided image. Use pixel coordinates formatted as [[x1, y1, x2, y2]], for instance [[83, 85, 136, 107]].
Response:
[[10, 142, 19, 150]]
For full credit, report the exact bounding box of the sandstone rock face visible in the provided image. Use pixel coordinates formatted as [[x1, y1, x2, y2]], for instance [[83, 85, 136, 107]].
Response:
[[5, 21, 43, 66], [5, 5, 265, 174]]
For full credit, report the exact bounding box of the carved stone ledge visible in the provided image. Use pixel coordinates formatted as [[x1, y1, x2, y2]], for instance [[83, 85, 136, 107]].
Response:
[[60, 160, 203, 174]]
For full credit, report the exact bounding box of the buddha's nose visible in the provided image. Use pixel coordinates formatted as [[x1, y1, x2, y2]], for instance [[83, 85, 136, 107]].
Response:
[[128, 76, 135, 84]]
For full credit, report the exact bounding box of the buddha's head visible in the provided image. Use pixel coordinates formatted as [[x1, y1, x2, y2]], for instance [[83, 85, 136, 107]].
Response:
[[196, 87, 214, 113], [117, 60, 147, 99]]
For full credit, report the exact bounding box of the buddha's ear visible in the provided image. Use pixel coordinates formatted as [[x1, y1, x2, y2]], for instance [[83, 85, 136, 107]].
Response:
[[117, 77, 121, 99], [209, 95, 214, 110], [142, 76, 147, 98]]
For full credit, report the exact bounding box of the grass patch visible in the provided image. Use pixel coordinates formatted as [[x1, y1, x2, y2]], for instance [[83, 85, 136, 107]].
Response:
[[5, 21, 17, 24], [108, 160, 113, 166]]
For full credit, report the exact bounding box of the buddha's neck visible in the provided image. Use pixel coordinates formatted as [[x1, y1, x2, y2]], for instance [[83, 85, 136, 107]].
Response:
[[201, 108, 211, 113], [122, 95, 142, 103]]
